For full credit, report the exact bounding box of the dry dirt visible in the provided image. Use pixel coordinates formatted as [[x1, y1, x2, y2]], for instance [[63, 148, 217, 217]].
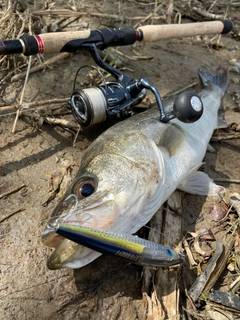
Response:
[[0, 1, 240, 319]]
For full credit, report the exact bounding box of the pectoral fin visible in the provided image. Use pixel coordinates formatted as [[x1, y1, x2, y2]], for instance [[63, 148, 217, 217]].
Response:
[[178, 171, 225, 196], [158, 124, 185, 156]]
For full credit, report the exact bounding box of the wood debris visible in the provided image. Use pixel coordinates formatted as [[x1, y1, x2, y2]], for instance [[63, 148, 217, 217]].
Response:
[[0, 207, 25, 224], [142, 191, 183, 319], [42, 158, 72, 206], [0, 183, 26, 199], [143, 188, 240, 318]]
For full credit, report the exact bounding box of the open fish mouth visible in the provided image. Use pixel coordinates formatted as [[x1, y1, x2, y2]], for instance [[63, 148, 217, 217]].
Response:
[[42, 192, 120, 269], [43, 218, 102, 269], [46, 237, 102, 270]]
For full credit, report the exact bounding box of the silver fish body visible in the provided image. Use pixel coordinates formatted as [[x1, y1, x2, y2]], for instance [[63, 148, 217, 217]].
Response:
[[42, 68, 228, 269]]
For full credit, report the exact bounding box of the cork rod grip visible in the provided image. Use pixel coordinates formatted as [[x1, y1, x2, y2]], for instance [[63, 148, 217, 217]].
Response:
[[36, 30, 91, 54], [138, 20, 232, 42]]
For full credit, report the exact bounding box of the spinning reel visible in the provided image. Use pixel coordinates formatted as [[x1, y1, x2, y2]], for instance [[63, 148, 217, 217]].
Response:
[[67, 43, 203, 127]]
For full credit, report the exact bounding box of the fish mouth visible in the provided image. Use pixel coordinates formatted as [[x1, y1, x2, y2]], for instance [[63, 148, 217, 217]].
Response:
[[46, 237, 102, 270], [43, 220, 102, 270], [42, 192, 119, 269]]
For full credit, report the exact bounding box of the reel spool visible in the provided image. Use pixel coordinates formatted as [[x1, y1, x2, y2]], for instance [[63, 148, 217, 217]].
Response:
[[68, 65, 146, 128], [69, 65, 107, 127], [71, 87, 107, 127]]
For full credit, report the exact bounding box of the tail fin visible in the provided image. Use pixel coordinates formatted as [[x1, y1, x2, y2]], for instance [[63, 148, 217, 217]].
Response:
[[198, 68, 228, 97]]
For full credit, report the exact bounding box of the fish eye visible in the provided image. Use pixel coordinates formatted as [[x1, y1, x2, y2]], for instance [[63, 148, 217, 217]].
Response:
[[75, 180, 96, 198]]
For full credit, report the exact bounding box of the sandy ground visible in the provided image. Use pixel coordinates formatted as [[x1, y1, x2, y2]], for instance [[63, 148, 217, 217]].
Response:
[[0, 1, 240, 319]]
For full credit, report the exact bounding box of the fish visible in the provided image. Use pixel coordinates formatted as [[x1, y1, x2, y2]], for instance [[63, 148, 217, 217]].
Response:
[[42, 68, 228, 269]]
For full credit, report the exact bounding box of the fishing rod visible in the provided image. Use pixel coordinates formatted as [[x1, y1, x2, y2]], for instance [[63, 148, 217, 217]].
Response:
[[0, 20, 232, 127], [0, 20, 232, 55]]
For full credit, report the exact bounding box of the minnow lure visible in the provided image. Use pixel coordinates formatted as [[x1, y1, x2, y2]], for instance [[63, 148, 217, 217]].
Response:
[[52, 223, 183, 267]]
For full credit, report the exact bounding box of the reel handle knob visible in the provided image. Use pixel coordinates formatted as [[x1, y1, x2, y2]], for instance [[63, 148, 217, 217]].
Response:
[[173, 91, 203, 123]]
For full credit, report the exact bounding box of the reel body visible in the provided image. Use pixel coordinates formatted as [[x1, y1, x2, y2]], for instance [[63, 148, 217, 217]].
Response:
[[71, 81, 146, 127]]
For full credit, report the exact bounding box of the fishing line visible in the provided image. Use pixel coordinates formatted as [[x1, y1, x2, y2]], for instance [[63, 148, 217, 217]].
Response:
[[46, 193, 93, 229], [46, 194, 78, 229]]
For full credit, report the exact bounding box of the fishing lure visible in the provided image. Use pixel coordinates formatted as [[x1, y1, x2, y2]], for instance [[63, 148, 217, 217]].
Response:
[[51, 223, 183, 267]]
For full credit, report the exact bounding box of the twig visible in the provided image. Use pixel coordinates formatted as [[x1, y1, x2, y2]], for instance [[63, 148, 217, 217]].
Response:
[[12, 55, 32, 133], [133, 4, 165, 28], [12, 9, 34, 133], [184, 281, 198, 313], [203, 236, 235, 294], [44, 116, 81, 130], [212, 5, 228, 48], [0, 60, 37, 85], [229, 275, 240, 290], [57, 16, 83, 31], [229, 193, 240, 217], [162, 82, 197, 99], [217, 2, 240, 8], [0, 207, 25, 223], [207, 0, 218, 12], [192, 6, 224, 20], [181, 306, 202, 320], [73, 126, 81, 147], [11, 52, 72, 82], [213, 178, 240, 184], [167, 0, 174, 24], [188, 239, 224, 302], [0, 183, 26, 199], [115, 49, 154, 61], [0, 98, 69, 116], [33, 9, 166, 22], [211, 133, 240, 141], [183, 239, 198, 268]]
